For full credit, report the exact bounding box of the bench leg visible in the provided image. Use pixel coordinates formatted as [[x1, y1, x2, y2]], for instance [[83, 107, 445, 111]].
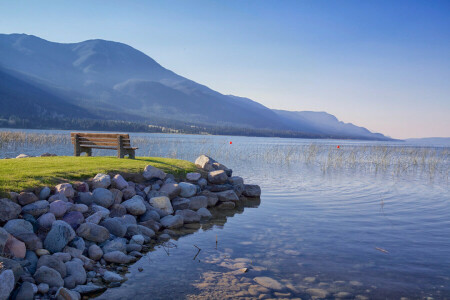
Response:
[[117, 148, 125, 159], [128, 150, 136, 159], [85, 148, 92, 157]]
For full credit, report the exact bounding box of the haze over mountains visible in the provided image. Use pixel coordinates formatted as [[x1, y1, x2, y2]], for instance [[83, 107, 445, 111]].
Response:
[[0, 33, 390, 140]]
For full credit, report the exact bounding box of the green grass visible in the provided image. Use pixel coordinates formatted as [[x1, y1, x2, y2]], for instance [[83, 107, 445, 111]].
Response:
[[0, 156, 197, 195]]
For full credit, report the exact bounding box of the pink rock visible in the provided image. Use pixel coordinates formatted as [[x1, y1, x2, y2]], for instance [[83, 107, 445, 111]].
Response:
[[5, 234, 26, 258]]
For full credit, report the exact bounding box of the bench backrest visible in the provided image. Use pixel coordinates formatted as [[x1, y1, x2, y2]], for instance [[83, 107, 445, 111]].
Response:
[[70, 132, 132, 148]]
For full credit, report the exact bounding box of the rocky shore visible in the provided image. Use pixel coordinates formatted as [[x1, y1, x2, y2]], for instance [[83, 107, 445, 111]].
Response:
[[0, 155, 261, 300]]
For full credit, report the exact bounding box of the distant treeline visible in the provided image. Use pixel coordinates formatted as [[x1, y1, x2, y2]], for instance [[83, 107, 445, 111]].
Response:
[[0, 115, 390, 141]]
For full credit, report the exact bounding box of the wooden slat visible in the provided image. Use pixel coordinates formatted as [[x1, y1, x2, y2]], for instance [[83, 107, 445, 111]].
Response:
[[71, 132, 130, 138], [79, 145, 117, 150], [78, 141, 119, 147], [71, 137, 131, 142]]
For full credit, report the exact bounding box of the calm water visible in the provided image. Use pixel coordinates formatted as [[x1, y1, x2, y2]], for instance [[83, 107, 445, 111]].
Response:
[[1, 129, 449, 299]]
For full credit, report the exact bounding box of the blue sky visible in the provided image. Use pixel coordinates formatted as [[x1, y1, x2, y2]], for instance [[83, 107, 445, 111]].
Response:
[[1, 0, 449, 138]]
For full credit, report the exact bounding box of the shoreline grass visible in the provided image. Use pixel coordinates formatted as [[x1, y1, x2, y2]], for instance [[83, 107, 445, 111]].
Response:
[[0, 156, 197, 195]]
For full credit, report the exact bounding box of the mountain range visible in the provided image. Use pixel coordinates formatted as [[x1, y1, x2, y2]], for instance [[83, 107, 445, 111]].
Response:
[[0, 33, 391, 140]]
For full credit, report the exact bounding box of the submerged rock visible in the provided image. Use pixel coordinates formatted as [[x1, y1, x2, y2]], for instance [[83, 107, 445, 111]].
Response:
[[253, 276, 283, 290]]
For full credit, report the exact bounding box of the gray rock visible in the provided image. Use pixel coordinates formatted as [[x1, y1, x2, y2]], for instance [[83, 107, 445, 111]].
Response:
[[92, 173, 111, 189], [92, 188, 114, 208], [64, 259, 86, 289], [0, 228, 8, 251], [207, 170, 228, 184], [103, 270, 124, 283], [103, 251, 134, 264], [100, 218, 127, 238], [56, 287, 80, 300], [72, 204, 89, 213], [121, 186, 136, 200], [25, 250, 38, 274], [112, 174, 128, 190], [76, 223, 110, 243], [34, 266, 64, 287], [50, 200, 68, 217], [101, 238, 127, 254], [197, 207, 212, 218], [72, 283, 106, 294], [39, 187, 51, 200], [110, 189, 123, 204], [178, 182, 197, 198], [120, 214, 137, 227], [186, 172, 201, 181], [48, 193, 68, 203], [143, 165, 166, 180], [69, 236, 85, 251], [77, 192, 93, 206], [84, 212, 102, 225], [151, 183, 161, 191], [228, 176, 244, 186], [37, 283, 49, 294], [4, 219, 34, 236], [37, 255, 67, 278], [21, 200, 50, 218], [55, 183, 75, 199], [139, 209, 160, 222], [109, 204, 127, 218], [88, 245, 103, 261], [16, 154, 30, 158], [0, 198, 22, 222], [194, 154, 215, 171], [200, 191, 219, 207], [62, 211, 84, 229], [15, 281, 35, 299], [126, 243, 142, 252], [18, 192, 39, 206], [136, 225, 155, 239], [138, 219, 161, 232], [122, 196, 146, 215], [149, 196, 173, 215], [0, 269, 15, 300], [171, 197, 190, 211], [243, 184, 261, 197], [90, 205, 110, 218], [233, 183, 245, 197], [198, 178, 207, 189], [52, 252, 71, 263], [130, 234, 145, 245], [159, 183, 180, 199], [205, 184, 233, 192], [38, 213, 56, 229], [215, 190, 239, 203], [44, 221, 76, 253], [160, 215, 184, 229], [175, 209, 200, 223], [188, 196, 208, 210]]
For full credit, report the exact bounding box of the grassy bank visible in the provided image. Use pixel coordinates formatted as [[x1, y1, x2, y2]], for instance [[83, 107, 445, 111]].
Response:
[[0, 156, 197, 195]]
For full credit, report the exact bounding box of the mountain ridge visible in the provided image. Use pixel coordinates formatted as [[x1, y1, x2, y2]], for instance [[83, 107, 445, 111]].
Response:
[[0, 33, 392, 140]]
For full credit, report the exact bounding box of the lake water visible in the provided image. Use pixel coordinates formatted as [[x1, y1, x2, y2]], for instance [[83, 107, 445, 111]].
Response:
[[1, 129, 449, 299]]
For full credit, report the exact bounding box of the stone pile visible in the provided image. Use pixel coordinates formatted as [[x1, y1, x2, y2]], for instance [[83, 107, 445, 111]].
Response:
[[0, 155, 260, 300]]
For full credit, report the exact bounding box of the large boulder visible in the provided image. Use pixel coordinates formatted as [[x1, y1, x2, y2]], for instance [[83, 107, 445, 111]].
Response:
[[149, 196, 173, 215], [100, 218, 127, 237], [77, 192, 93, 206], [37, 255, 67, 278], [0, 198, 22, 222], [178, 182, 197, 198], [143, 165, 166, 180], [50, 200, 68, 218], [21, 200, 49, 217], [188, 196, 208, 210], [112, 174, 128, 190], [159, 183, 181, 199], [243, 184, 262, 197], [215, 190, 239, 203], [92, 188, 114, 208], [195, 155, 232, 175], [160, 215, 184, 229], [0, 269, 15, 300], [64, 259, 86, 289], [200, 191, 219, 207], [34, 266, 64, 288], [76, 223, 110, 243], [92, 173, 111, 189], [171, 198, 190, 211], [55, 183, 75, 199], [207, 170, 228, 184], [186, 172, 201, 182], [4, 219, 34, 237], [44, 221, 76, 253], [122, 196, 147, 216], [18, 192, 38, 206], [175, 209, 200, 224]]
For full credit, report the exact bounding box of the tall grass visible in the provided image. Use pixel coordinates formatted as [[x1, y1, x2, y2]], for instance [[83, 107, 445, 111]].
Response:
[[0, 131, 448, 181]]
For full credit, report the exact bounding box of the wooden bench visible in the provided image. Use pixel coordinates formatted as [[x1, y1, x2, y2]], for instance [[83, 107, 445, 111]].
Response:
[[71, 132, 138, 159]]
